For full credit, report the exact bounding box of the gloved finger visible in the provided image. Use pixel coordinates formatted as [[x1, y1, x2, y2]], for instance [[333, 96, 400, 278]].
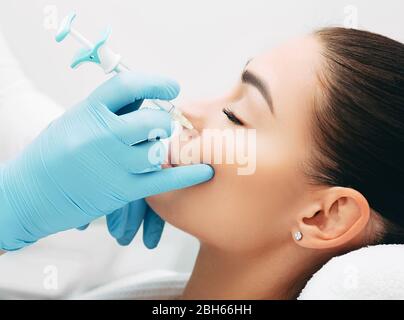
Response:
[[128, 140, 166, 173], [112, 108, 172, 146], [107, 207, 128, 240], [107, 200, 147, 241], [116, 101, 142, 116], [116, 228, 137, 246], [131, 164, 214, 199], [115, 204, 148, 246], [143, 207, 165, 249], [93, 131, 165, 174], [90, 71, 180, 113], [77, 223, 90, 231]]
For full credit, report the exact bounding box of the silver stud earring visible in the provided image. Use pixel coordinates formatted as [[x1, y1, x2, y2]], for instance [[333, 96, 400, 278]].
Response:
[[294, 231, 303, 241]]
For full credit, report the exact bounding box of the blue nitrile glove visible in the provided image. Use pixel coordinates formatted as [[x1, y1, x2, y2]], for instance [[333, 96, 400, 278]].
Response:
[[0, 72, 214, 251]]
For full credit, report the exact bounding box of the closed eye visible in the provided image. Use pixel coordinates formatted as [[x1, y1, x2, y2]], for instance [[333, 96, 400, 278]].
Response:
[[223, 108, 244, 126]]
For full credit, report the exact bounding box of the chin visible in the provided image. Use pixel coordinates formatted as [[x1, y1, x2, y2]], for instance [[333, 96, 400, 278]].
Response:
[[146, 172, 215, 239], [146, 191, 176, 220], [146, 186, 193, 229]]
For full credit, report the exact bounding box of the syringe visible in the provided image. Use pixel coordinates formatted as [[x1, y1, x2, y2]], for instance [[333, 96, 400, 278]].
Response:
[[54, 12, 194, 130]]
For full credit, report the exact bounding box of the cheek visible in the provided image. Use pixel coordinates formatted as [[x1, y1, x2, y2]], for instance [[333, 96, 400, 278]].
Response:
[[147, 133, 305, 253]]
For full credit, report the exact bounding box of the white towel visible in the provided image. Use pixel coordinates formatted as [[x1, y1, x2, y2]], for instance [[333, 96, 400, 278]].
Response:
[[299, 245, 404, 300]]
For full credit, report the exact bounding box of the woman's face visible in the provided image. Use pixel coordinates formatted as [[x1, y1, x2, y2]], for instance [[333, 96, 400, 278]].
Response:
[[147, 36, 323, 253]]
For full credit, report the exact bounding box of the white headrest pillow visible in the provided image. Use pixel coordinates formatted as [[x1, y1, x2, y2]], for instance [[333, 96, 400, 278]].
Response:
[[298, 245, 404, 300]]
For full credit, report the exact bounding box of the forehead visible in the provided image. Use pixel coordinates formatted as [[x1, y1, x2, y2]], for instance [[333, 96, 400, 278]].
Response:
[[247, 35, 322, 120], [249, 35, 322, 95]]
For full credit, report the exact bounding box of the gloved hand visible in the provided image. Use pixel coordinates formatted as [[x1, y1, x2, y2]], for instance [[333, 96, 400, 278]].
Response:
[[0, 71, 214, 251]]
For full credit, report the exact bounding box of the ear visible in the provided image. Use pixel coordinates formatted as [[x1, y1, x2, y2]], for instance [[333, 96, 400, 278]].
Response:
[[293, 187, 370, 249]]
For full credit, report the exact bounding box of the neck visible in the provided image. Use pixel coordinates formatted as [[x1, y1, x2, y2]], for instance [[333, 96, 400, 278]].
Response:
[[182, 242, 328, 300]]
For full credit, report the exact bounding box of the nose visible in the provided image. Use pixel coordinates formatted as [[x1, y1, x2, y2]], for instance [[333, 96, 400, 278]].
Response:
[[177, 100, 206, 132], [178, 98, 222, 132]]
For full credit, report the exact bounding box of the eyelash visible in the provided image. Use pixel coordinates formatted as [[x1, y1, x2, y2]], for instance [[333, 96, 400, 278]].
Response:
[[223, 107, 244, 126]]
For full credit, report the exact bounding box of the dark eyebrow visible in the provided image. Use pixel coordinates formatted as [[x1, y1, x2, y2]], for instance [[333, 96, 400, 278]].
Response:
[[241, 68, 274, 115]]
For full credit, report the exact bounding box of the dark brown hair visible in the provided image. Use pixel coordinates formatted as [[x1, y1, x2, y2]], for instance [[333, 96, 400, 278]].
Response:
[[311, 27, 404, 244]]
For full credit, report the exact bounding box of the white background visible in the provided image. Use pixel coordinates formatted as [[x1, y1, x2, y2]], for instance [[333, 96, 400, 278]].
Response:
[[0, 0, 403, 298]]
